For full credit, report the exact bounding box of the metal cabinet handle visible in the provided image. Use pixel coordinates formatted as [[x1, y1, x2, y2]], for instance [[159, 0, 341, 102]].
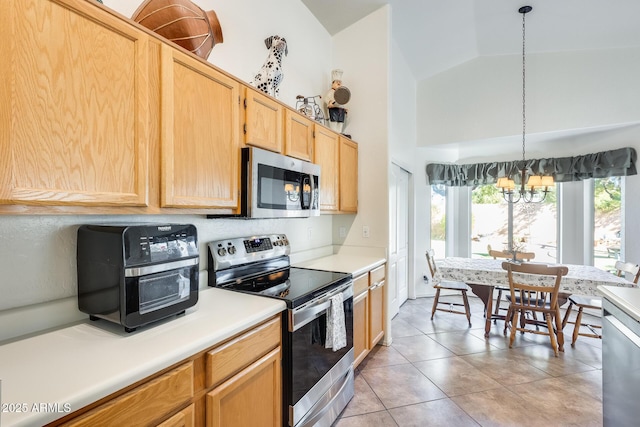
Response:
[[604, 314, 640, 348], [370, 280, 384, 290], [354, 291, 367, 303]]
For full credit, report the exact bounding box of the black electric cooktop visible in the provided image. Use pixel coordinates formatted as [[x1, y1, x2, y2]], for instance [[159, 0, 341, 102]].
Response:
[[213, 261, 351, 308]]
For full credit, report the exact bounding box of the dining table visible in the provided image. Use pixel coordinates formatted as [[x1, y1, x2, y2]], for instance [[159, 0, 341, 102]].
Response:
[[436, 257, 636, 341]]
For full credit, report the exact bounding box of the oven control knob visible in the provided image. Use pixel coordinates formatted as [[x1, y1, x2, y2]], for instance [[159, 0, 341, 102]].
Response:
[[217, 248, 227, 257], [228, 246, 236, 255]]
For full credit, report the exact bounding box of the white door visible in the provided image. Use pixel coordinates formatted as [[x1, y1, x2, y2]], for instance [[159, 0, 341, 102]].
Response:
[[389, 163, 410, 317]]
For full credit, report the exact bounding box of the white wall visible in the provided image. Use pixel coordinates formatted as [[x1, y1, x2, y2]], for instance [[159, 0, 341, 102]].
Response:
[[0, 0, 336, 342], [105, 0, 332, 109], [331, 6, 391, 251], [417, 47, 640, 146], [0, 215, 332, 341], [389, 34, 420, 298]]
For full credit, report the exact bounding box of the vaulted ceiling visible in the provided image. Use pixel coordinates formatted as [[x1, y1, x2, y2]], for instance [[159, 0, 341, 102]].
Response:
[[302, 0, 640, 81]]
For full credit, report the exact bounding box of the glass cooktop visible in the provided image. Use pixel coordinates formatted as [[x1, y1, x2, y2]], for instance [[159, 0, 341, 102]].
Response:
[[217, 266, 351, 308]]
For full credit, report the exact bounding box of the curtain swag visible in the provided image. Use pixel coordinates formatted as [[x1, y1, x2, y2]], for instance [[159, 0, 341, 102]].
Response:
[[426, 147, 637, 187]]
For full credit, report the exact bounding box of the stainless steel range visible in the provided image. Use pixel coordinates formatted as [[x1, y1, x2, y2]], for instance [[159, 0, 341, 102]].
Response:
[[208, 234, 354, 427]]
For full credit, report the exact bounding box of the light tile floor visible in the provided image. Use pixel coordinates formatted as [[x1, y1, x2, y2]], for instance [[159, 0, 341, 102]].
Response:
[[334, 295, 603, 427]]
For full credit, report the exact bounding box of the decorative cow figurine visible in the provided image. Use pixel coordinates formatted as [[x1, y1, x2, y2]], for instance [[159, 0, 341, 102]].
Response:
[[251, 35, 288, 98]]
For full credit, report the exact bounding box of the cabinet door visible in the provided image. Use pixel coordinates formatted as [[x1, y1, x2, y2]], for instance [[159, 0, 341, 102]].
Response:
[[244, 87, 283, 153], [369, 265, 386, 348], [157, 404, 195, 427], [353, 290, 369, 368], [284, 109, 313, 161], [63, 362, 194, 427], [206, 347, 282, 427], [314, 126, 339, 211], [160, 46, 241, 209], [339, 137, 358, 213], [0, 0, 149, 206]]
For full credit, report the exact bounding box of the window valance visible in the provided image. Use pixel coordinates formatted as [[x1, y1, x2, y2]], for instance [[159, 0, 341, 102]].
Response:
[[426, 147, 637, 187]]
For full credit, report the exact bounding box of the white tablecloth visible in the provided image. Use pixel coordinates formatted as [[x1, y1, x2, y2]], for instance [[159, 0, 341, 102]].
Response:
[[437, 257, 635, 296]]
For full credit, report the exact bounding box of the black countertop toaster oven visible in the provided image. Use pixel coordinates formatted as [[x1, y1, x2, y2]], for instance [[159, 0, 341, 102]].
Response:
[[77, 223, 199, 332]]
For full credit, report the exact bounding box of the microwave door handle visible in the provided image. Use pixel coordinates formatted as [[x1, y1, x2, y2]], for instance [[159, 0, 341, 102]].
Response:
[[311, 174, 318, 210], [301, 175, 311, 209]]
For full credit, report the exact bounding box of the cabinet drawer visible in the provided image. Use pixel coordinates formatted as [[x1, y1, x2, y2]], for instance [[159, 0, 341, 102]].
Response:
[[206, 316, 281, 388], [353, 273, 369, 296], [370, 265, 386, 287], [157, 403, 195, 427], [64, 362, 194, 427]]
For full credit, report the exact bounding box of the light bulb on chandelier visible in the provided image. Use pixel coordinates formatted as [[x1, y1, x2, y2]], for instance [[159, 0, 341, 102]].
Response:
[[284, 183, 300, 202], [496, 6, 554, 203]]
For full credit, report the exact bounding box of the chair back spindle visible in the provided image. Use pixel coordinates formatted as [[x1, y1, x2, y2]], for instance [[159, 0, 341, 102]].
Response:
[[501, 261, 568, 356]]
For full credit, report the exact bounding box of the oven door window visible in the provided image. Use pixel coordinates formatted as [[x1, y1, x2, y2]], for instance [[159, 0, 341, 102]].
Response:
[[291, 298, 354, 404], [137, 267, 191, 315], [257, 164, 304, 210]]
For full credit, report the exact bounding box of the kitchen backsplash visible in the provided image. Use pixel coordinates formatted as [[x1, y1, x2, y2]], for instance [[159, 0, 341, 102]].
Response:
[[0, 214, 332, 342]]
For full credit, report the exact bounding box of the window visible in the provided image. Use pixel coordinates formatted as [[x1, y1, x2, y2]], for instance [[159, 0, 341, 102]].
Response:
[[593, 177, 622, 272], [470, 184, 557, 262], [470, 185, 508, 258], [430, 184, 446, 256]]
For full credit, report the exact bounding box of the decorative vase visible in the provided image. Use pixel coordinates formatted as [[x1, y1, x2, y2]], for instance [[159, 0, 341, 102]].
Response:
[[132, 0, 223, 60]]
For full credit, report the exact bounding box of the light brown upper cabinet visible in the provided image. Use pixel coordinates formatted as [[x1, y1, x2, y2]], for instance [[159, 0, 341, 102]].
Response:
[[0, 0, 150, 207], [160, 46, 241, 210], [313, 128, 359, 213], [284, 110, 314, 161], [339, 137, 358, 213], [244, 87, 284, 153], [313, 125, 339, 211]]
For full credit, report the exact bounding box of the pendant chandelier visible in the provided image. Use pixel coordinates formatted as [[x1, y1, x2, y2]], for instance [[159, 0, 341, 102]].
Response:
[[497, 5, 554, 203]]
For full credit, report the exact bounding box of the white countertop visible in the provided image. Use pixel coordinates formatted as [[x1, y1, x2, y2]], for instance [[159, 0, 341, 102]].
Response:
[[599, 285, 640, 322], [294, 254, 386, 277], [0, 288, 285, 427]]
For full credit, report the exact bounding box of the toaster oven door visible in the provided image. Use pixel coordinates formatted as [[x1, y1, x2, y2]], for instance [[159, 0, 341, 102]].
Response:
[[123, 258, 199, 329]]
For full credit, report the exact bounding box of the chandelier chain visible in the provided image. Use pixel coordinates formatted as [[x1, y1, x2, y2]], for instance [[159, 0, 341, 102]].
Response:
[[497, 6, 553, 205], [522, 8, 526, 164]]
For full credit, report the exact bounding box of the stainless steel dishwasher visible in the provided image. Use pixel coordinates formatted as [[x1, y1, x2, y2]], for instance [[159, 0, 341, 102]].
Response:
[[602, 296, 640, 426]]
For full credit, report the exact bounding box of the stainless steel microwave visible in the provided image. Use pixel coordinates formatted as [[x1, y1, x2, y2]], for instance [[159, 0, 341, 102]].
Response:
[[240, 147, 320, 218]]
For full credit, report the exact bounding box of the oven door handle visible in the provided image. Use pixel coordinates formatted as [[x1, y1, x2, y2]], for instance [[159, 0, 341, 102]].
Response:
[[296, 367, 354, 427], [124, 257, 199, 277], [290, 282, 353, 332]]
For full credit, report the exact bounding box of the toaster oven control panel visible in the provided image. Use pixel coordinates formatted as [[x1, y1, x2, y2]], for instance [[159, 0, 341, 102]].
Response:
[[124, 224, 198, 265]]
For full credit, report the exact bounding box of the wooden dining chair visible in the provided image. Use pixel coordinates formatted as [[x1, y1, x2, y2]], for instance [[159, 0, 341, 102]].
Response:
[[561, 295, 602, 347], [426, 250, 471, 326], [487, 245, 535, 323], [501, 261, 568, 356], [561, 260, 639, 347], [615, 260, 640, 284]]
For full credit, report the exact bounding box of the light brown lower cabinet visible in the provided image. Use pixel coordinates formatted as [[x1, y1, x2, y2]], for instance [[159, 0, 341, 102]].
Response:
[[353, 289, 369, 367], [157, 404, 195, 427], [206, 348, 281, 427], [368, 265, 386, 348], [352, 263, 386, 368], [52, 315, 281, 427]]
